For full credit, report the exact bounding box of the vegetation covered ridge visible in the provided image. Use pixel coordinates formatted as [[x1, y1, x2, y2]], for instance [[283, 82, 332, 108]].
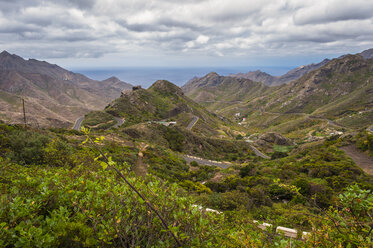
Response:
[[184, 53, 373, 132], [84, 79, 246, 139], [0, 122, 372, 247]]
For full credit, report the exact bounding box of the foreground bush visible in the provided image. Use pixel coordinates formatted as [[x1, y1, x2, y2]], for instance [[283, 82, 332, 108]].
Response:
[[1, 160, 214, 247], [1, 157, 300, 247]]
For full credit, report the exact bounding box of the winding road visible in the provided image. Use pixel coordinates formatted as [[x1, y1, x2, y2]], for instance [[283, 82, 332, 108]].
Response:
[[72, 116, 124, 130], [113, 117, 124, 128], [187, 116, 199, 131], [182, 155, 232, 169], [182, 144, 271, 168], [73, 116, 84, 131], [262, 112, 346, 129], [307, 115, 345, 128], [249, 145, 270, 159]]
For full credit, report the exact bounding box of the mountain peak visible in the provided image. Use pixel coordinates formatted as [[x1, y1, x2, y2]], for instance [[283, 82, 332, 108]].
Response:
[[109, 76, 119, 81], [0, 50, 11, 57], [150, 80, 184, 96], [0, 51, 27, 71], [206, 72, 219, 78], [0, 50, 23, 61], [102, 76, 120, 83]]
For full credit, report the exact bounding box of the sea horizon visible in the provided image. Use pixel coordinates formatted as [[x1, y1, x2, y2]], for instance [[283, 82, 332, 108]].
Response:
[[73, 66, 294, 88]]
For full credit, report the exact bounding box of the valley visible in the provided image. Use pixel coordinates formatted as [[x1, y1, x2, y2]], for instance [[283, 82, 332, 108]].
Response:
[[0, 49, 372, 247]]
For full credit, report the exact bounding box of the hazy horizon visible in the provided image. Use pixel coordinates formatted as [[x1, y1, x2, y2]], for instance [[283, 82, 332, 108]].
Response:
[[74, 65, 294, 88]]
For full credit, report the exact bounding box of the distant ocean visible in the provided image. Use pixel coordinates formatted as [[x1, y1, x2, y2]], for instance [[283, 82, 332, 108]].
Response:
[[74, 66, 294, 88]]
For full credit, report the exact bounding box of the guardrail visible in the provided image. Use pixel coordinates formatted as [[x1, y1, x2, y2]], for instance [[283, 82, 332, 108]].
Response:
[[192, 205, 310, 240], [253, 221, 309, 240]]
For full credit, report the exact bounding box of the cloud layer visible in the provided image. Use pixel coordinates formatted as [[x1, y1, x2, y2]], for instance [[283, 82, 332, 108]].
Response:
[[1, 0, 373, 66]]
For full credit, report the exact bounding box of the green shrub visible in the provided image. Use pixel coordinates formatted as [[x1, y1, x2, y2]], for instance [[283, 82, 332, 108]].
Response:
[[8, 130, 49, 165], [356, 131, 373, 155], [163, 127, 184, 152], [268, 184, 293, 201], [239, 164, 255, 177], [271, 151, 288, 160], [190, 161, 199, 167], [293, 178, 311, 196], [43, 138, 74, 167]]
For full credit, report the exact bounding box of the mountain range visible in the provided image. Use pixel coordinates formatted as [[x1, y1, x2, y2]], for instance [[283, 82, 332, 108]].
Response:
[[1, 48, 372, 132], [0, 51, 132, 127], [182, 49, 373, 131], [229, 59, 330, 86], [227, 48, 373, 86]]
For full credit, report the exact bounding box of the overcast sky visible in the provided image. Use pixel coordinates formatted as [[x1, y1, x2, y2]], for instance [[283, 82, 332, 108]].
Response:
[[1, 0, 373, 68]]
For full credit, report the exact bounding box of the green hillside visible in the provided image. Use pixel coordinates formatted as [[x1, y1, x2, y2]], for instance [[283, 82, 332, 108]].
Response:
[[88, 80, 246, 138]]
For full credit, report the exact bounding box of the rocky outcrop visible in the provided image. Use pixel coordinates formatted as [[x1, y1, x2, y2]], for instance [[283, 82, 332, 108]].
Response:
[[256, 132, 295, 147]]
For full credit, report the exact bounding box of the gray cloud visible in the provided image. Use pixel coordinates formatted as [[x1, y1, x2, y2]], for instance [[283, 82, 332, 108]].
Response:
[[293, 0, 373, 25], [0, 0, 372, 66]]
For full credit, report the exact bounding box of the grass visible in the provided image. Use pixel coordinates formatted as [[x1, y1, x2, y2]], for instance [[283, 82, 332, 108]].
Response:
[[273, 145, 294, 153]]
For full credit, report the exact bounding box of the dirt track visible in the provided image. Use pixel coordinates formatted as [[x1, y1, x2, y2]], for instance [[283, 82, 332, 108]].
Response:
[[340, 145, 373, 175]]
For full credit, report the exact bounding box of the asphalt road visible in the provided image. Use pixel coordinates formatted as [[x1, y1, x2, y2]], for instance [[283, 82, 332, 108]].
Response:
[[113, 117, 124, 128], [73, 116, 84, 131], [72, 116, 124, 130], [182, 155, 231, 169], [187, 116, 199, 130], [307, 115, 345, 128], [249, 145, 270, 159]]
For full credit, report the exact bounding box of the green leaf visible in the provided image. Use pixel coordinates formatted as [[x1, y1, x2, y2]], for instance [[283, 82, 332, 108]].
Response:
[[100, 162, 108, 170]]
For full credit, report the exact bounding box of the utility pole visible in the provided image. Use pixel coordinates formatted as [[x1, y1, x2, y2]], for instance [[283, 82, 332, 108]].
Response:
[[22, 98, 27, 127]]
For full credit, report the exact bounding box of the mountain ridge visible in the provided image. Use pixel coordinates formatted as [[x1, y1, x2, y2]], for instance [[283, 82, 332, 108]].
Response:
[[183, 50, 373, 130], [227, 48, 373, 86], [0, 51, 133, 127], [84, 79, 245, 138], [228, 59, 330, 86]]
